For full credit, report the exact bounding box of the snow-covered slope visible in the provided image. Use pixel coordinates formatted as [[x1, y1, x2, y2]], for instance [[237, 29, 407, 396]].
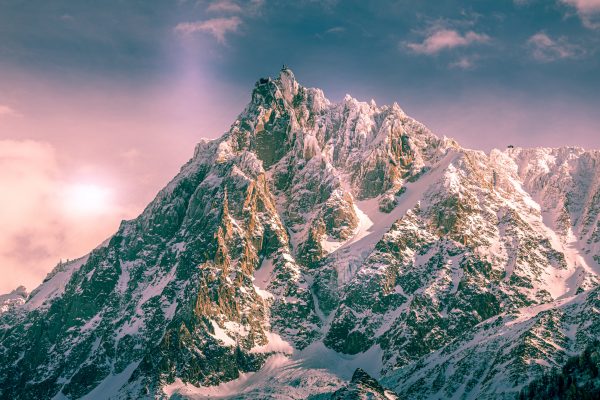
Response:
[[384, 288, 600, 399], [0, 68, 598, 399]]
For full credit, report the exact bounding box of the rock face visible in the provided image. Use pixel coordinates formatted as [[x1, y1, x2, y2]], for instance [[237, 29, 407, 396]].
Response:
[[0, 68, 599, 399]]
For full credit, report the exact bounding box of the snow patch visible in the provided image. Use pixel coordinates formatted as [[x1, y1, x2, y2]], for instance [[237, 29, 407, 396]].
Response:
[[209, 320, 236, 347], [253, 258, 275, 291], [80, 312, 102, 332], [27, 255, 89, 309], [136, 265, 177, 313]]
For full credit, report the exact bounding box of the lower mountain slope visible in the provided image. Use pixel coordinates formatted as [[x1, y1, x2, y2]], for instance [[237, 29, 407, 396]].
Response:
[[384, 287, 600, 399], [519, 341, 600, 400]]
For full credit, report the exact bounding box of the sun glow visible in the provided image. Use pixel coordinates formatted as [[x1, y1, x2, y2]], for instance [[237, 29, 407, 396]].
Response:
[[65, 183, 112, 215]]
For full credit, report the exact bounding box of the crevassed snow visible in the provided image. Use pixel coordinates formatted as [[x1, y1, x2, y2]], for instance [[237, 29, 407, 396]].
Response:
[[26, 255, 89, 309], [163, 339, 384, 399], [162, 354, 340, 399]]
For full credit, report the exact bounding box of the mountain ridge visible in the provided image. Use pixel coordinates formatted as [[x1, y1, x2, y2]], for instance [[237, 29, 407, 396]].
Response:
[[1, 68, 599, 399]]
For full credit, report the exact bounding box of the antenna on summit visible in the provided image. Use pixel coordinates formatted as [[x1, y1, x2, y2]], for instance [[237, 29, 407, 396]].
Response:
[[282, 64, 288, 70]]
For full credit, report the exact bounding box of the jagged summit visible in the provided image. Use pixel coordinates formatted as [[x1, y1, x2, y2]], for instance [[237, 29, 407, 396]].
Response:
[[0, 286, 28, 315], [1, 70, 599, 400], [11, 285, 27, 296]]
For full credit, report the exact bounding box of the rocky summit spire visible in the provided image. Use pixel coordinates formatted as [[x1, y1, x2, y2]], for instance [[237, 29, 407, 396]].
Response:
[[277, 66, 299, 103]]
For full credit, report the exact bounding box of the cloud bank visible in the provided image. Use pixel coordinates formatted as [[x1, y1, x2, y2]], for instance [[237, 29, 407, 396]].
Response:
[[407, 29, 490, 54], [175, 17, 242, 43]]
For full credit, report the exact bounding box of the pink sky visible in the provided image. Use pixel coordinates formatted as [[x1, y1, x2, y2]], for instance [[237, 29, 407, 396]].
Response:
[[0, 69, 244, 293]]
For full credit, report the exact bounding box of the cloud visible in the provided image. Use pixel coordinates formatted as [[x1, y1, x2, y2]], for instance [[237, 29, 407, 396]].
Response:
[[120, 148, 141, 165], [0, 140, 129, 293], [560, 0, 600, 13], [449, 57, 475, 69], [325, 26, 345, 34], [175, 0, 265, 43], [206, 0, 242, 13], [174, 17, 242, 43], [559, 0, 600, 28], [315, 26, 346, 39], [406, 29, 490, 54], [527, 32, 582, 61], [0, 104, 19, 117]]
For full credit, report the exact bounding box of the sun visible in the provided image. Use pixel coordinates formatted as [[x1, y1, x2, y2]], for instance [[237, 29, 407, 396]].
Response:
[[65, 183, 112, 215]]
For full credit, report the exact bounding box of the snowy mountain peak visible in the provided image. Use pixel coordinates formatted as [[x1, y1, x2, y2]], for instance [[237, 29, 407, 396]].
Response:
[[1, 69, 599, 400]]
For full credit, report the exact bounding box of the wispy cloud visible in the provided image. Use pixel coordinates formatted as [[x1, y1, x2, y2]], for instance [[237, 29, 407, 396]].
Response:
[[449, 56, 475, 69], [527, 32, 582, 61], [207, 0, 242, 14], [406, 29, 490, 54], [559, 0, 600, 28], [325, 26, 345, 34], [174, 16, 242, 43], [315, 26, 346, 39], [0, 105, 19, 117]]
